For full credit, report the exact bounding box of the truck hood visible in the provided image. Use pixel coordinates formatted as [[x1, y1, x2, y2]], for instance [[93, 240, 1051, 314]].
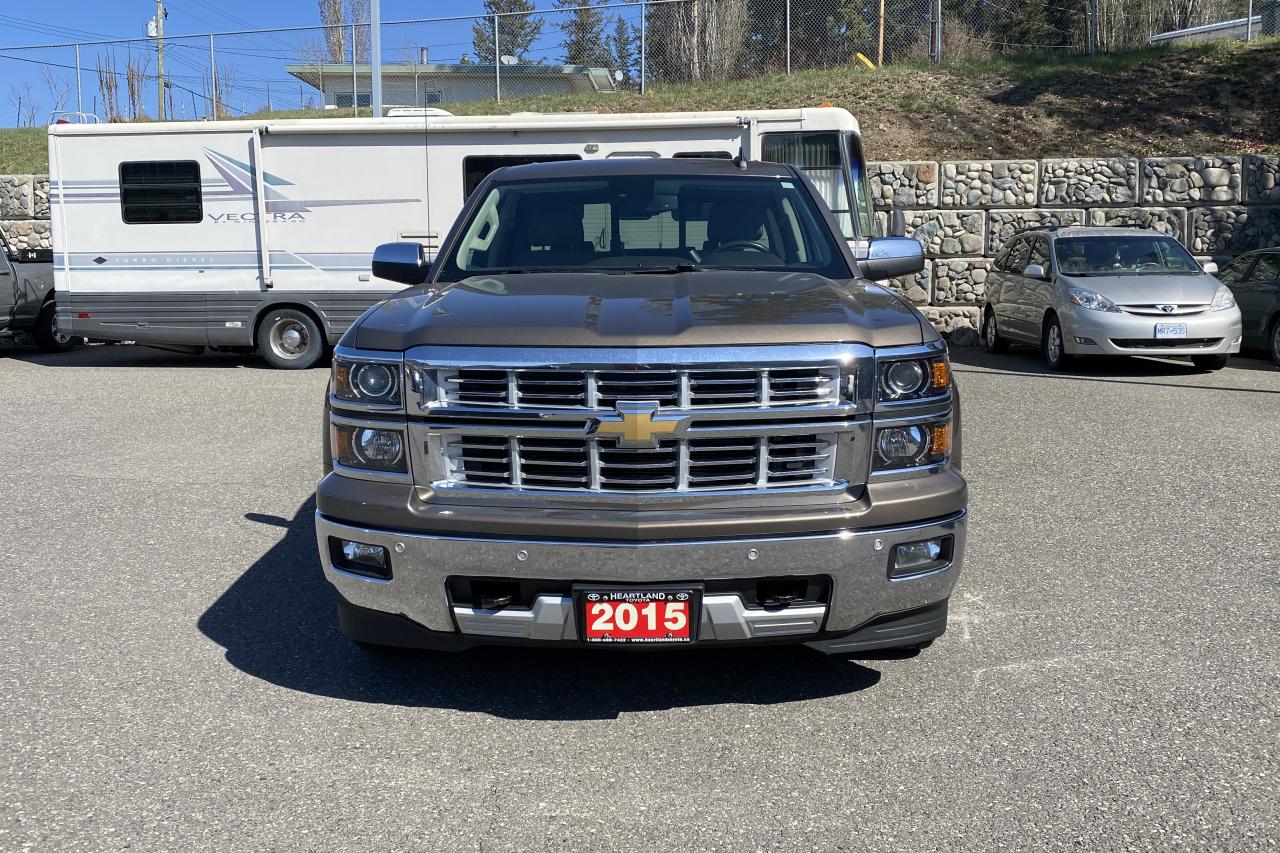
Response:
[[349, 270, 928, 350], [1061, 272, 1222, 305]]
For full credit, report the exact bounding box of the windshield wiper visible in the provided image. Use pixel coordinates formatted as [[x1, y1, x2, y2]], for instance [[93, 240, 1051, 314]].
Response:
[[629, 263, 700, 275]]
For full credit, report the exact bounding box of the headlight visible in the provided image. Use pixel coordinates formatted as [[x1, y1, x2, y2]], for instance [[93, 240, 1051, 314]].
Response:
[[1210, 285, 1236, 311], [333, 424, 407, 473], [333, 355, 403, 407], [1069, 287, 1120, 312], [877, 356, 950, 403], [874, 420, 951, 471]]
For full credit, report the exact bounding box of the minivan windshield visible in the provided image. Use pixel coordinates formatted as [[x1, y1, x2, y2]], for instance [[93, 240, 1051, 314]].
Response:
[[1054, 235, 1201, 276], [434, 174, 851, 282]]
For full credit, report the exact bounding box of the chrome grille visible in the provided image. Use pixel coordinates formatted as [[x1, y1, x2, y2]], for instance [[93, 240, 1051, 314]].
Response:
[[436, 366, 840, 410], [445, 434, 836, 493], [1120, 304, 1209, 316]]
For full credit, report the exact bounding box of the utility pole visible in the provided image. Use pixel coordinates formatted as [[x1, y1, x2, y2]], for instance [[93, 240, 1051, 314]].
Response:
[[877, 0, 886, 67], [153, 0, 167, 120]]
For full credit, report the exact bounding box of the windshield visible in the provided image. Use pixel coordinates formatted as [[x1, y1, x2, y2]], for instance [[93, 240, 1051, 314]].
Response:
[[434, 173, 851, 282], [1054, 235, 1201, 276]]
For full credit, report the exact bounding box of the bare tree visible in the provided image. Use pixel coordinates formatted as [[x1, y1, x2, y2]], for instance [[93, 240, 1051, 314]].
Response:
[[317, 0, 347, 62], [96, 51, 121, 122], [9, 82, 37, 126], [347, 0, 371, 63], [124, 49, 151, 120], [40, 66, 72, 115], [646, 0, 749, 83]]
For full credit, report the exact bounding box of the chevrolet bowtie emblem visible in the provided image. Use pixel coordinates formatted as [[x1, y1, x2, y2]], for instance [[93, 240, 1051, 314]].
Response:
[[592, 401, 687, 448]]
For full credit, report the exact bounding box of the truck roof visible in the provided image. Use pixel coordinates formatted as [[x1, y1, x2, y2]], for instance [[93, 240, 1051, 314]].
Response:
[[493, 157, 796, 181]]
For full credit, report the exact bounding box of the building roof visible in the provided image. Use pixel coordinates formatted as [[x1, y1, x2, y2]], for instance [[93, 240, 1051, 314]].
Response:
[[286, 62, 617, 93]]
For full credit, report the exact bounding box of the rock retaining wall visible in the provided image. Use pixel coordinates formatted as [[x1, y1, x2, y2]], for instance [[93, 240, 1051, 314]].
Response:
[[5, 156, 1279, 345], [871, 155, 1280, 344]]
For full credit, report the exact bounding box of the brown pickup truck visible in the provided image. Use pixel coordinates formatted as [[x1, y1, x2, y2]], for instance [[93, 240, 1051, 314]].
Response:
[[315, 157, 966, 654]]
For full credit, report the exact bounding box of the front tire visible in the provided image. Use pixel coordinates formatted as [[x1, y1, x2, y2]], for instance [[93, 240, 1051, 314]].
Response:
[[33, 302, 81, 353], [983, 308, 1010, 354], [1191, 354, 1229, 371], [1041, 315, 1071, 371], [1269, 318, 1280, 368], [257, 308, 324, 370]]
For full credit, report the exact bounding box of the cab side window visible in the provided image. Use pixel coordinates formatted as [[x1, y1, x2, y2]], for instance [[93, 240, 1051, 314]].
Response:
[[1216, 256, 1253, 285], [1249, 254, 1280, 281]]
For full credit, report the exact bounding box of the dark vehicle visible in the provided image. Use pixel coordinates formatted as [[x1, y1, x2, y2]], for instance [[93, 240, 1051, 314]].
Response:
[[316, 158, 966, 655], [1, 232, 78, 352], [1216, 249, 1280, 366]]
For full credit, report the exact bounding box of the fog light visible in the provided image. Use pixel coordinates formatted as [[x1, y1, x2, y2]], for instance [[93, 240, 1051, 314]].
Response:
[[356, 428, 403, 464], [331, 537, 391, 579], [890, 536, 951, 578], [1073, 336, 1096, 346], [877, 425, 927, 461]]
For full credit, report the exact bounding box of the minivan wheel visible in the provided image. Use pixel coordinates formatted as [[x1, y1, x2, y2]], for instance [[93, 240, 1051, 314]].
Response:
[[1191, 354, 1230, 371], [1041, 315, 1071, 371], [983, 309, 1010, 354], [257, 308, 324, 370], [34, 302, 81, 353]]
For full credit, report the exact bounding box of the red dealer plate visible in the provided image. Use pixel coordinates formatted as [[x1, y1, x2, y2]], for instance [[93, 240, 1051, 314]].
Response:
[[578, 588, 699, 644]]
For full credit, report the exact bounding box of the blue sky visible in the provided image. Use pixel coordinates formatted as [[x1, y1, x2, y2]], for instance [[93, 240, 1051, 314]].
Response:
[[0, 1, 628, 124]]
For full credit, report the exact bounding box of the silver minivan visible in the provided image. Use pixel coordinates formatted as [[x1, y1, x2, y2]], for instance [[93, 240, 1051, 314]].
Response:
[[981, 226, 1242, 371]]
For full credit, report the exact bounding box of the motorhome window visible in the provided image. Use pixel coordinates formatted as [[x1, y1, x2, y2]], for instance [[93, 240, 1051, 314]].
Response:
[[437, 174, 850, 281], [119, 160, 202, 224], [761, 132, 853, 239], [462, 155, 581, 199], [674, 151, 732, 159]]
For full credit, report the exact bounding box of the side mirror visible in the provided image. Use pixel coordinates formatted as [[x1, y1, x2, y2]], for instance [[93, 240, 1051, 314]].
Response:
[[860, 236, 924, 281], [372, 241, 431, 285], [1022, 263, 1048, 280], [1202, 261, 1219, 275]]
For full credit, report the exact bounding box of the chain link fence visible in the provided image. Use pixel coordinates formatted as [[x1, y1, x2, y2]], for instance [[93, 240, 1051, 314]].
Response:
[[0, 0, 1272, 124]]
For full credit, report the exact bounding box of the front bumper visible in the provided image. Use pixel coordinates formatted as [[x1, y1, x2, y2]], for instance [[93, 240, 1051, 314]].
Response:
[[1063, 305, 1242, 356], [316, 509, 966, 652]]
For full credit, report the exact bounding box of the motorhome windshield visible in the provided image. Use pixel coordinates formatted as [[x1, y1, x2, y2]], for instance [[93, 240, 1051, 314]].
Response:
[[1055, 236, 1201, 276], [435, 174, 852, 281]]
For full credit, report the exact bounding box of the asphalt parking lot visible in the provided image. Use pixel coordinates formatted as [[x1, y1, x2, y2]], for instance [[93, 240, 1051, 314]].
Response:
[[1, 342, 1277, 850]]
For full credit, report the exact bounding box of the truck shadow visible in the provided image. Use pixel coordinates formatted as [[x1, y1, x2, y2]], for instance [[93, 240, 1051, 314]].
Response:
[[198, 498, 883, 719]]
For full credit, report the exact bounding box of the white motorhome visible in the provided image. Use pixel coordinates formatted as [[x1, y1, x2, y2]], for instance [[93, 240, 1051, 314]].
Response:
[[49, 108, 877, 368]]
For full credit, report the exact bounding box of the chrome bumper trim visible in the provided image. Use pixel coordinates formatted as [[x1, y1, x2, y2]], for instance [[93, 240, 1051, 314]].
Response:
[[316, 510, 966, 637], [452, 594, 827, 642]]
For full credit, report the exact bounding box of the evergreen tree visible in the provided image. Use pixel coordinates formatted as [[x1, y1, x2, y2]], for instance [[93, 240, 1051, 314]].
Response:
[[556, 0, 610, 66], [607, 16, 641, 85], [471, 0, 544, 64]]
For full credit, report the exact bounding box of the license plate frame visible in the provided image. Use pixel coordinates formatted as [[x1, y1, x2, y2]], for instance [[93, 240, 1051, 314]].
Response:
[[1155, 322, 1187, 339], [575, 585, 702, 645]]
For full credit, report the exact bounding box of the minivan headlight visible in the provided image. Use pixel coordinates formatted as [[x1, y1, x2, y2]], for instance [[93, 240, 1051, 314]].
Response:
[[1069, 287, 1121, 312], [1210, 285, 1236, 311], [333, 355, 403, 406]]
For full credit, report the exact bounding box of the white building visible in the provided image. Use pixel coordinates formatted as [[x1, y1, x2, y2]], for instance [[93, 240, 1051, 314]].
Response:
[[285, 62, 619, 110]]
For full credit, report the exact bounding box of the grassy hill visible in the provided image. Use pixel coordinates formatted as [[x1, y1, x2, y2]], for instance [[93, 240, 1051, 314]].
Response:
[[3, 38, 1277, 174]]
